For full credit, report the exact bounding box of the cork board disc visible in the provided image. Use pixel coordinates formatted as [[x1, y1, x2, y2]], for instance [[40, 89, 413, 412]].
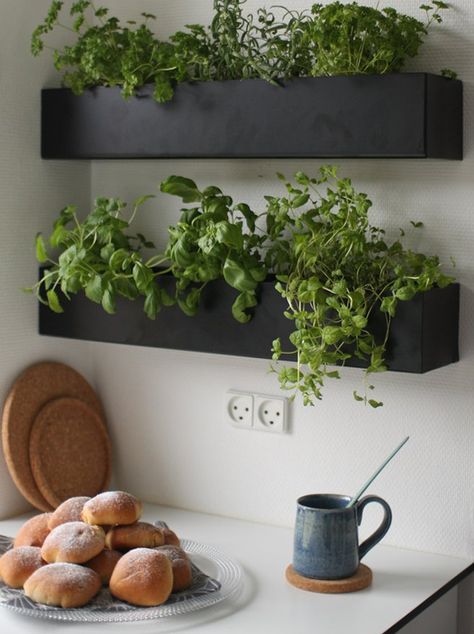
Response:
[[1, 361, 107, 511], [285, 564, 372, 594], [29, 397, 111, 508]]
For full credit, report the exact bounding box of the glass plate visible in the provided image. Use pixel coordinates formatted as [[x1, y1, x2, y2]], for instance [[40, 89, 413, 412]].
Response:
[[0, 535, 243, 622]]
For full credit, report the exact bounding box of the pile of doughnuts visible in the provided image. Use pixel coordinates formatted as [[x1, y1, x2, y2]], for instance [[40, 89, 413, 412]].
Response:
[[0, 491, 192, 608]]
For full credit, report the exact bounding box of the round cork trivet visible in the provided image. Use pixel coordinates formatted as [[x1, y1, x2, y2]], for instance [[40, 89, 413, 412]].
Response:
[[285, 564, 372, 594], [1, 361, 107, 511], [29, 397, 111, 508]]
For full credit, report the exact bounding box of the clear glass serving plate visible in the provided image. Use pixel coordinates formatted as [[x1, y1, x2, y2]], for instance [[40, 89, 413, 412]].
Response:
[[0, 535, 243, 622]]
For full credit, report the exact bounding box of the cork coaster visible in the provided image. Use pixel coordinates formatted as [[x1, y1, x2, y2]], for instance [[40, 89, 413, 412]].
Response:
[[1, 361, 107, 511], [29, 397, 112, 508], [285, 564, 372, 594]]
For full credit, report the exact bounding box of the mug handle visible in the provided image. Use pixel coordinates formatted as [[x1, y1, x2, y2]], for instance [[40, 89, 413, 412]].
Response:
[[356, 495, 392, 560]]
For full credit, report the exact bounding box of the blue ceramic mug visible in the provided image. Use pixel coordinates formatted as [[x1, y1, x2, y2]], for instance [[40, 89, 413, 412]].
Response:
[[293, 493, 392, 580]]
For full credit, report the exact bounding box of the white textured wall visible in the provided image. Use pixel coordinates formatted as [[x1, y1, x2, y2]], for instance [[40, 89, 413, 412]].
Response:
[[1, 0, 471, 591], [0, 0, 93, 517], [89, 0, 474, 560]]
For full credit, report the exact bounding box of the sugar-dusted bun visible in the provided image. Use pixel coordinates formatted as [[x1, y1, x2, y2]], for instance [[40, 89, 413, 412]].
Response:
[[82, 491, 142, 526], [155, 545, 192, 592], [86, 549, 122, 585], [41, 521, 105, 564], [109, 548, 173, 606], [161, 526, 180, 547], [105, 522, 164, 551], [0, 546, 45, 588], [24, 563, 101, 608], [48, 497, 91, 530], [14, 513, 52, 548]]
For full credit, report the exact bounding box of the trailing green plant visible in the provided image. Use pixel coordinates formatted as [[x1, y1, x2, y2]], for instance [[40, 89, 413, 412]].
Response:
[[32, 0, 453, 103], [26, 195, 174, 319], [263, 166, 454, 407]]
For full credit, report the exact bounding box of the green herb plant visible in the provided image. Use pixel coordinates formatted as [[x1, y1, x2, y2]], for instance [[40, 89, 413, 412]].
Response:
[[30, 167, 454, 408], [31, 0, 177, 102], [158, 176, 267, 322], [264, 167, 454, 407], [32, 0, 453, 103], [27, 195, 174, 319], [277, 1, 451, 77]]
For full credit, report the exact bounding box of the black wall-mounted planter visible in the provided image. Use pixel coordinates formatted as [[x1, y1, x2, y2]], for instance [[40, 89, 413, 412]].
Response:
[[39, 276, 460, 374], [41, 73, 463, 160]]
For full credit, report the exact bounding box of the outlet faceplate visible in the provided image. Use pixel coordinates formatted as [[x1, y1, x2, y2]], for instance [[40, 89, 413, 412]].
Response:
[[225, 390, 253, 428], [254, 394, 288, 433], [225, 390, 288, 433]]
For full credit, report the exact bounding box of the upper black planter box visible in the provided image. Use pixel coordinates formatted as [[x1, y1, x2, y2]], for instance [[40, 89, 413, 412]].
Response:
[[39, 278, 459, 374], [41, 73, 463, 160]]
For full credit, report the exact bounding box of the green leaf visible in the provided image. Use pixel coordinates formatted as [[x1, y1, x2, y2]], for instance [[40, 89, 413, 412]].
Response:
[[321, 326, 343, 345], [133, 263, 154, 292], [144, 287, 159, 319], [85, 275, 103, 303], [46, 289, 63, 313], [101, 288, 116, 314], [368, 399, 384, 408], [160, 176, 202, 203], [35, 234, 48, 263], [215, 222, 244, 250], [133, 194, 155, 208], [223, 256, 257, 292], [395, 286, 416, 301], [353, 391, 365, 402], [231, 291, 257, 323], [234, 203, 257, 232], [352, 315, 368, 329]]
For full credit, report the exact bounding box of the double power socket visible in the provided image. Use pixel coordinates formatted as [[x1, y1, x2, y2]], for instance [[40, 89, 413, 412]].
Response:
[[225, 390, 288, 434]]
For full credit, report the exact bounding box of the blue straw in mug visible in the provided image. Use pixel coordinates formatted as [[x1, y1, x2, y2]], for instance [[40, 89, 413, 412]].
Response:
[[346, 436, 410, 508]]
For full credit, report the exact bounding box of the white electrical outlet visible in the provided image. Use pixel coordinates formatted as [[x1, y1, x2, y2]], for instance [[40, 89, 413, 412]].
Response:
[[253, 394, 288, 433], [225, 390, 254, 428]]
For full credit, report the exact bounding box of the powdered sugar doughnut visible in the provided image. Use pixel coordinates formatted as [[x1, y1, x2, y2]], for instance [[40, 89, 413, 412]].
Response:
[[14, 513, 51, 548], [41, 521, 105, 564], [24, 563, 101, 608], [82, 491, 142, 526], [109, 548, 173, 606], [48, 497, 91, 530], [0, 546, 45, 588]]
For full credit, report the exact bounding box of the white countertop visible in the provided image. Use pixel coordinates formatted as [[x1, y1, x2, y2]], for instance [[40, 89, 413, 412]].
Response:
[[0, 503, 471, 634]]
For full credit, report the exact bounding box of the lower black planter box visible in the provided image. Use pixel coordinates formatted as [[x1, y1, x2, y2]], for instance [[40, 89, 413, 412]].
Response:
[[38, 277, 460, 374], [41, 73, 462, 160]]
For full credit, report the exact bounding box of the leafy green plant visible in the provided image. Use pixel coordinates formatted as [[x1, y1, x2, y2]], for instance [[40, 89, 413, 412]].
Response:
[[159, 175, 267, 322], [26, 195, 174, 319], [264, 166, 454, 406], [30, 167, 454, 407], [31, 1, 177, 102], [32, 0, 453, 103], [271, 1, 451, 77], [28, 178, 268, 324]]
